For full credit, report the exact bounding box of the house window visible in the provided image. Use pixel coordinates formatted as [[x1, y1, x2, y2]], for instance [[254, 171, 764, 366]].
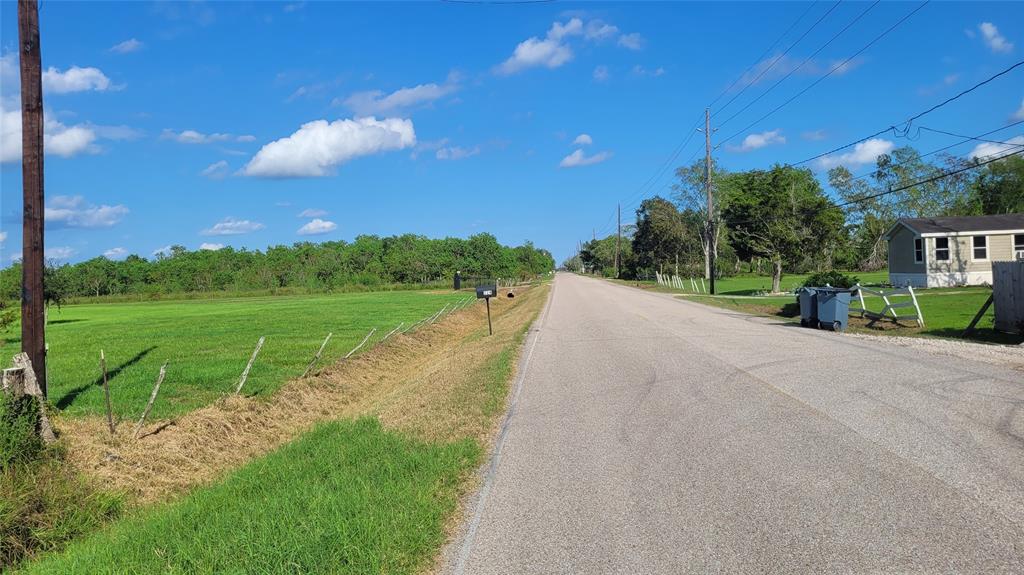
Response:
[[972, 235, 987, 261], [1015, 234, 1024, 258], [935, 237, 950, 261], [914, 238, 923, 263]]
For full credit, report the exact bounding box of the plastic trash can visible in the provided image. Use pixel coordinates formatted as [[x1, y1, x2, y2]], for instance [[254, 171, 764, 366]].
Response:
[[816, 289, 851, 331], [797, 288, 818, 328]]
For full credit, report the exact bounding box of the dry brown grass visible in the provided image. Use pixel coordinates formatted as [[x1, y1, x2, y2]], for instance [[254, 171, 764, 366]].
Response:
[[56, 285, 548, 504]]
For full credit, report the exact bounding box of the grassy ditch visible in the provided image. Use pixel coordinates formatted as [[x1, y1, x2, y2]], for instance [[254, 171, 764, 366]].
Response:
[[14, 284, 548, 573], [20, 419, 477, 575]]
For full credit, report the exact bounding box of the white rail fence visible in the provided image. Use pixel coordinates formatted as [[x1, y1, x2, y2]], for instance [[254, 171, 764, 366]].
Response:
[[655, 272, 707, 294], [850, 283, 925, 327]]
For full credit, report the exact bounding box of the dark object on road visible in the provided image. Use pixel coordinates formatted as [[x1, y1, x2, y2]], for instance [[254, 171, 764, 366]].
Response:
[[507, 291, 515, 298], [816, 288, 851, 331], [454, 271, 462, 291], [476, 284, 497, 335], [797, 287, 818, 328]]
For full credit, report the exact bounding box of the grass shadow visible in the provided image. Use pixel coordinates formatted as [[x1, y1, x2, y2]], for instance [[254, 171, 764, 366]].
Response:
[[55, 346, 157, 410], [48, 319, 86, 325]]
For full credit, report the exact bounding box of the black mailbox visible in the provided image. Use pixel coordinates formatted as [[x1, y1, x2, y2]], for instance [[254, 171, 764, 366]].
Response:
[[476, 285, 497, 299]]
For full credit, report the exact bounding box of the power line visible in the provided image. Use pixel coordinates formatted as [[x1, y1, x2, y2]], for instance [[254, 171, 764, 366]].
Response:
[[917, 124, 1024, 146], [716, 0, 876, 130], [720, 1, 930, 147], [793, 58, 1024, 167], [707, 1, 822, 110], [711, 1, 840, 118]]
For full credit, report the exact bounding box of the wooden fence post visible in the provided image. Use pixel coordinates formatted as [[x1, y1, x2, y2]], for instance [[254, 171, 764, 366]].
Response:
[[343, 328, 377, 360], [134, 362, 167, 439], [100, 350, 114, 434], [235, 336, 265, 394], [301, 333, 332, 378], [11, 352, 55, 442]]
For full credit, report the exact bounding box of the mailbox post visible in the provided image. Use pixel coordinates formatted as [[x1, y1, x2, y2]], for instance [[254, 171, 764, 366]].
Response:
[[476, 284, 496, 335]]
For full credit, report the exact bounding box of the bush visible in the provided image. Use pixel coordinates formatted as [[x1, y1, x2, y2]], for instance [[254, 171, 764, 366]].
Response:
[[0, 394, 44, 468], [802, 270, 860, 289]]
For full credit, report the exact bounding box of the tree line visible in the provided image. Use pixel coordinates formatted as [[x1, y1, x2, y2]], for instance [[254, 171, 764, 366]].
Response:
[[0, 233, 555, 301], [571, 147, 1023, 292]]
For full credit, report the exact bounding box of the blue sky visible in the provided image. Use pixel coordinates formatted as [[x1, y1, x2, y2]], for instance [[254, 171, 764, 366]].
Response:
[[0, 1, 1021, 265]]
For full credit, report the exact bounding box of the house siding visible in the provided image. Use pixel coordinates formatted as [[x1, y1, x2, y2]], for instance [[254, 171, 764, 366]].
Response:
[[928, 233, 1014, 274], [887, 224, 924, 274]]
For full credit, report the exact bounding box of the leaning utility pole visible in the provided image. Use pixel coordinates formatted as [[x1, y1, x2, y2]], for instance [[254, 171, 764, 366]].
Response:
[[615, 203, 621, 278], [19, 0, 46, 396], [702, 107, 716, 295]]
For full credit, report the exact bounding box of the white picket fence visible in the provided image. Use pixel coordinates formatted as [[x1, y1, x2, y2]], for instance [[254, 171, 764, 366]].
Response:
[[850, 283, 925, 327], [655, 272, 706, 293]]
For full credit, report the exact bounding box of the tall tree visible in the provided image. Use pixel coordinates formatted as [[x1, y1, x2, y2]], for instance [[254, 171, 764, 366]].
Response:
[[672, 158, 729, 279], [723, 166, 844, 292]]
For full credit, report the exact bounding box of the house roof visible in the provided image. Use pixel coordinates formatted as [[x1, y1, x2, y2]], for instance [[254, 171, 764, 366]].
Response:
[[893, 214, 1024, 236]]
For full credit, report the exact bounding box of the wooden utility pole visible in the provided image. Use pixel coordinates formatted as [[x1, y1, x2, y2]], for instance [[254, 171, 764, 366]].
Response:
[[703, 108, 716, 295], [615, 203, 621, 278], [19, 0, 46, 396]]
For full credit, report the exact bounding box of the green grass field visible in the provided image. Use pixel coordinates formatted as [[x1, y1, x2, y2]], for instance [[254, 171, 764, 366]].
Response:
[[0, 291, 468, 420], [19, 418, 479, 575]]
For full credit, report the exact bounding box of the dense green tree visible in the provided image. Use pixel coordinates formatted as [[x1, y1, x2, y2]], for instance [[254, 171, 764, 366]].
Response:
[[722, 165, 844, 292]]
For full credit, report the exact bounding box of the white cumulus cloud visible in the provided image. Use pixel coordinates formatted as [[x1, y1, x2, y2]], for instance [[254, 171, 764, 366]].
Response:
[[815, 138, 895, 170], [728, 129, 786, 152], [978, 22, 1014, 53], [152, 245, 173, 257], [968, 136, 1024, 160], [103, 247, 128, 259], [199, 242, 225, 251], [297, 218, 337, 235], [298, 208, 328, 218], [42, 66, 113, 93], [110, 39, 143, 54], [573, 133, 593, 146], [1, 100, 100, 161], [559, 149, 612, 168], [241, 117, 415, 178], [496, 18, 582, 75], [201, 217, 265, 236], [46, 195, 129, 228]]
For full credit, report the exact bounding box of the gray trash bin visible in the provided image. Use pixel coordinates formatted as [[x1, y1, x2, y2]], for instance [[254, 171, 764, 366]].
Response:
[[797, 287, 818, 328], [816, 288, 851, 331]]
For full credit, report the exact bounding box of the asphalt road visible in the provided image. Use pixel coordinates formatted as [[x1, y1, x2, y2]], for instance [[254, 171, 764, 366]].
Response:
[[441, 273, 1024, 574]]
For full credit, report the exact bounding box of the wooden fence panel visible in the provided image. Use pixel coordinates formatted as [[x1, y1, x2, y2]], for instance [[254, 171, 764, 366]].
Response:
[[993, 261, 1024, 334]]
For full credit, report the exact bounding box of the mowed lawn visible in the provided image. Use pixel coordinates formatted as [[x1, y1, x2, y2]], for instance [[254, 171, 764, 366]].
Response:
[[0, 290, 468, 420], [684, 286, 1021, 344]]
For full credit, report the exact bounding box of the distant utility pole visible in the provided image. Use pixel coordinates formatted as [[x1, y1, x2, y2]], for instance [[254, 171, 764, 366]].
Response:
[[615, 203, 621, 278], [19, 0, 46, 396], [701, 107, 717, 295]]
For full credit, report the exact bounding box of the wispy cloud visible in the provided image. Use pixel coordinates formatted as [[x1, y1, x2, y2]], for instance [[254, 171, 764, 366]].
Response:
[[592, 65, 610, 82], [632, 65, 665, 77], [201, 217, 265, 236], [200, 160, 230, 179], [199, 242, 225, 251], [110, 38, 143, 54], [103, 247, 128, 259], [801, 129, 827, 141], [559, 149, 612, 168], [436, 145, 480, 160], [968, 135, 1024, 160], [339, 71, 460, 116], [45, 246, 76, 260], [977, 22, 1014, 53], [573, 134, 592, 146], [42, 66, 115, 93], [298, 208, 328, 218], [161, 129, 252, 144], [46, 195, 129, 228], [617, 33, 645, 51], [1012, 98, 1024, 121]]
